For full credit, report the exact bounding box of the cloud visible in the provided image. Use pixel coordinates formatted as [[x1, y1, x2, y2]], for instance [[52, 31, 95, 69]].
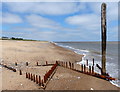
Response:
[[65, 13, 100, 31], [25, 14, 82, 33], [4, 2, 86, 15], [65, 2, 118, 41], [26, 14, 61, 30], [2, 2, 118, 41], [88, 2, 118, 22], [66, 14, 99, 25], [26, 31, 56, 41], [12, 27, 38, 32], [2, 12, 23, 24], [107, 3, 118, 22]]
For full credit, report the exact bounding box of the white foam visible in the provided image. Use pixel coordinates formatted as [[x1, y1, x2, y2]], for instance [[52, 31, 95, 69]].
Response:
[[110, 80, 120, 87], [80, 49, 90, 53]]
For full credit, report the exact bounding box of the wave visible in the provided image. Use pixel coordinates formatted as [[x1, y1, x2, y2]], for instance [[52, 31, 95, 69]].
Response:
[[55, 44, 90, 54], [110, 80, 120, 87]]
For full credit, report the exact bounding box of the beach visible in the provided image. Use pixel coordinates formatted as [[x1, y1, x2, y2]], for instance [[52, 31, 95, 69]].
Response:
[[0, 40, 119, 90]]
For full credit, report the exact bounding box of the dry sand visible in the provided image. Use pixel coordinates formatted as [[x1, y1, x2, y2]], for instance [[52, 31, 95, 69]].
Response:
[[1, 40, 82, 64], [0, 40, 119, 90]]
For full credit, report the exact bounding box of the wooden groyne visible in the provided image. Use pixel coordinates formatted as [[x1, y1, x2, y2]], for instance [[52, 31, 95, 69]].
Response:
[[25, 62, 58, 89], [57, 60, 115, 81], [1, 59, 115, 82], [1, 59, 115, 90], [0, 63, 16, 72], [36, 61, 54, 66], [26, 72, 43, 87]]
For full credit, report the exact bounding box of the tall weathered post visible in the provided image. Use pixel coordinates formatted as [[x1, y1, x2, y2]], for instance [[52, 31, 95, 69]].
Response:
[[101, 3, 107, 75]]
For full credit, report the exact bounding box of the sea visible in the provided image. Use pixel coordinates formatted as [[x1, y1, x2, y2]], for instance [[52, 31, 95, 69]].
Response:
[[54, 41, 120, 87]]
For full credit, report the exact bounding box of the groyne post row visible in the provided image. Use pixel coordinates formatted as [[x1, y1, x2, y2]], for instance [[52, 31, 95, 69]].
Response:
[[36, 61, 54, 66], [0, 63, 16, 72], [57, 60, 115, 81], [25, 62, 58, 88], [15, 62, 29, 66], [14, 61, 51, 66], [26, 72, 43, 86], [0, 63, 24, 75]]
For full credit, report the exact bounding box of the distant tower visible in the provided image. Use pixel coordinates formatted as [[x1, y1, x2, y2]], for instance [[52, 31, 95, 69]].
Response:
[[101, 3, 107, 75]]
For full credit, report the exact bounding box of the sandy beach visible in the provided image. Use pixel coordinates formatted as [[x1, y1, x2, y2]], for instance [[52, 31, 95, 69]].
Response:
[[0, 40, 119, 90]]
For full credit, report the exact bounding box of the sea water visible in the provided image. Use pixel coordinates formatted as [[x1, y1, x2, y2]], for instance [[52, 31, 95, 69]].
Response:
[[55, 42, 120, 87]]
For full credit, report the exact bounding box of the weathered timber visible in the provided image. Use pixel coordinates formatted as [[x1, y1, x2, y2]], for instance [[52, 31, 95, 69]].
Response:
[[101, 3, 107, 75]]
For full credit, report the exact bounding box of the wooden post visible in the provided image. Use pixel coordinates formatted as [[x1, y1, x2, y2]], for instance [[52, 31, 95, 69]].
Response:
[[28, 73, 30, 79], [36, 62, 38, 66], [44, 75, 46, 83], [15, 62, 17, 66], [101, 3, 107, 75], [36, 75, 38, 84], [33, 74, 35, 82], [26, 62, 28, 66], [26, 72, 28, 78], [13, 69, 16, 72], [92, 66, 94, 74], [96, 64, 103, 74], [84, 64, 86, 73], [89, 66, 91, 74], [69, 62, 71, 69], [81, 64, 83, 72], [41, 80, 44, 87], [46, 61, 48, 65], [39, 76, 41, 86], [86, 59, 88, 66], [31, 73, 33, 80], [93, 58, 94, 66], [62, 62, 63, 67], [19, 70, 22, 75]]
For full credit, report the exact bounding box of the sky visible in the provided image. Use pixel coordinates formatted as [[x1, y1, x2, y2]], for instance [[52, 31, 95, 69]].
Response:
[[1, 1, 118, 41]]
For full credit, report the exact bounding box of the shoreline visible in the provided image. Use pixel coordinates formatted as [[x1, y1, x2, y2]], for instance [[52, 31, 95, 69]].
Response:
[[53, 41, 120, 88], [1, 40, 119, 90], [50, 41, 84, 63]]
